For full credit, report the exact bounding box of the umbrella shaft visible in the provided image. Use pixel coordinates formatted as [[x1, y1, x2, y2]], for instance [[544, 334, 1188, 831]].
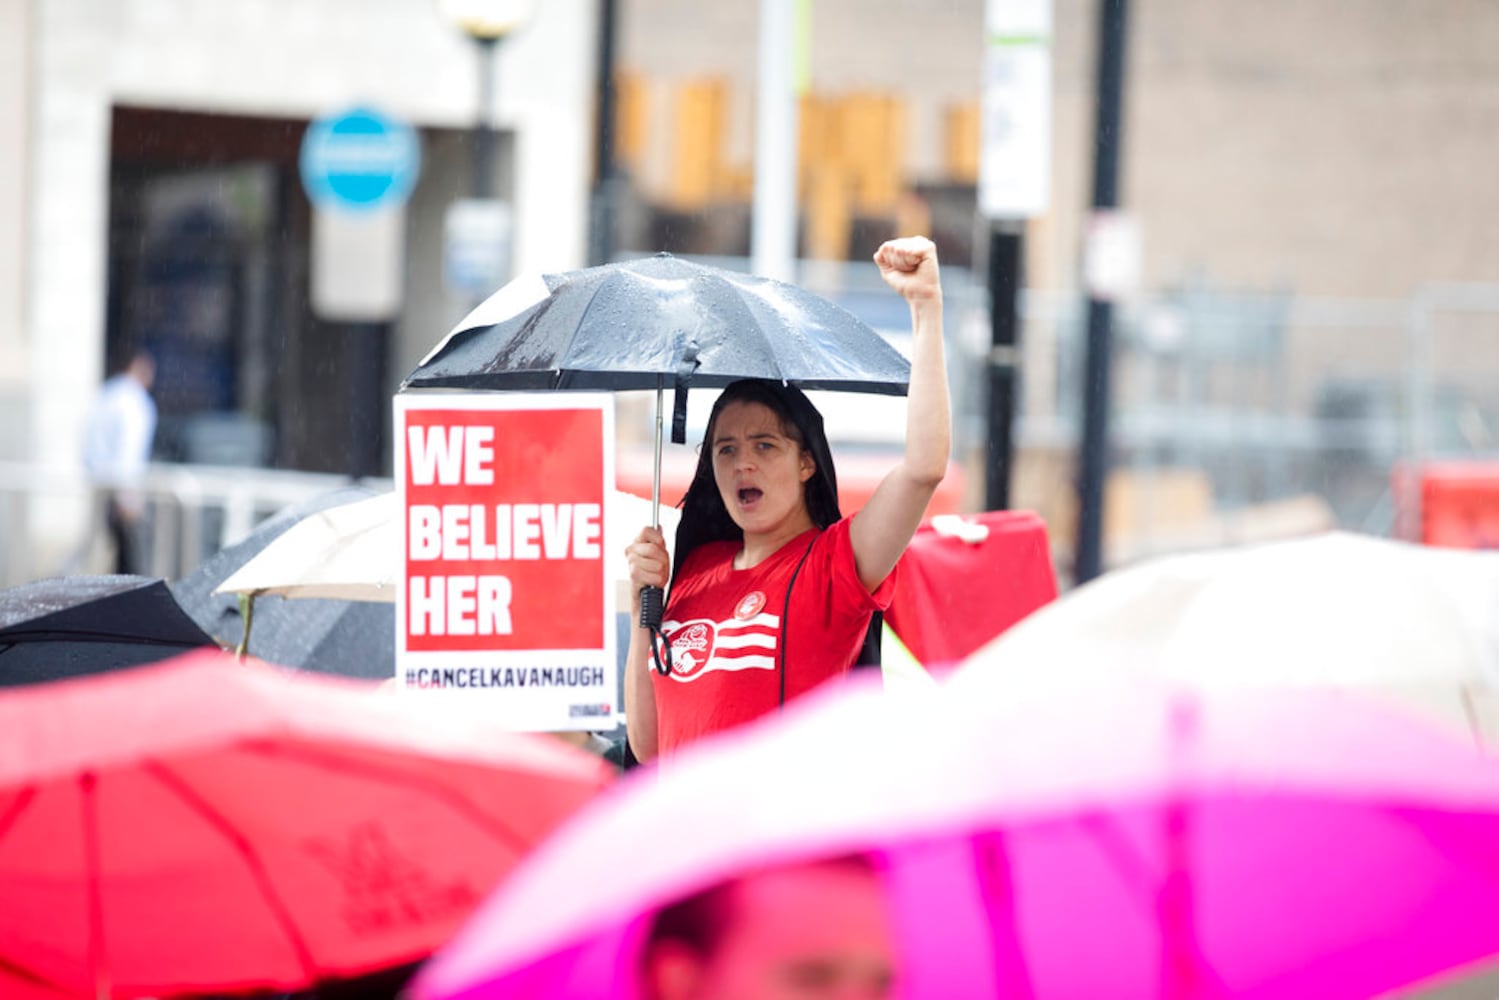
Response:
[[640, 384, 668, 634], [652, 384, 664, 526]]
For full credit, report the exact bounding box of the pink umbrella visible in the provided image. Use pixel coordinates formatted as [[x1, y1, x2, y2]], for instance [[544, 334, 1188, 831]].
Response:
[[412, 668, 1499, 1000]]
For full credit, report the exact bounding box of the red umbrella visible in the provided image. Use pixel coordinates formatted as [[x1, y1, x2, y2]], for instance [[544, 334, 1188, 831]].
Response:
[[0, 648, 612, 999]]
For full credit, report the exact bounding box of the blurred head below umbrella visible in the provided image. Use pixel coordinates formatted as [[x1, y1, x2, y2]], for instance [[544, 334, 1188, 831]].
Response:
[[640, 853, 895, 1000]]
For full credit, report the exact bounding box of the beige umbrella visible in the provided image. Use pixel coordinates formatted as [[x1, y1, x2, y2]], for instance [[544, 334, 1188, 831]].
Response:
[[214, 489, 680, 652], [964, 531, 1499, 751], [216, 492, 399, 603]]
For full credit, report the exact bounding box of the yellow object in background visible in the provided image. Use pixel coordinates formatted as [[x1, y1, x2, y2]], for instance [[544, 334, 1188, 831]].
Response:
[[880, 622, 935, 693]]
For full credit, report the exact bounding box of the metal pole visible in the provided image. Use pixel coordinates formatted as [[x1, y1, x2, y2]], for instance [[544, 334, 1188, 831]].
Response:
[[986, 222, 1024, 510], [1400, 294, 1430, 542], [588, 0, 619, 266], [1073, 0, 1130, 585], [473, 35, 499, 199], [346, 320, 387, 480], [638, 381, 668, 632], [652, 382, 664, 526], [751, 0, 798, 282]]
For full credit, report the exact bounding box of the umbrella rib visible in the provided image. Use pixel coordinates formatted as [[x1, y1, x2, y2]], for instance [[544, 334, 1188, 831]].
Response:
[[0, 786, 105, 999], [237, 740, 543, 859], [0, 632, 205, 648], [0, 789, 58, 993], [1159, 798, 1200, 1000], [0, 785, 35, 847], [1077, 810, 1158, 898], [723, 281, 792, 382], [141, 759, 323, 983], [80, 772, 111, 1000], [1380, 802, 1499, 883], [972, 832, 1037, 998], [0, 955, 77, 999], [553, 277, 617, 386], [723, 277, 907, 390], [1077, 799, 1231, 995]]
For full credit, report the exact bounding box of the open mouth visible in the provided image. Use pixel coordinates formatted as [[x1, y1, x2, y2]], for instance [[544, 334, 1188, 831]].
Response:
[[737, 487, 763, 506]]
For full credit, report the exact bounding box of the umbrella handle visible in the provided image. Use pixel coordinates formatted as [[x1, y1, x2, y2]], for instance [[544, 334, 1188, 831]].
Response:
[[639, 584, 664, 630], [235, 593, 256, 661], [639, 585, 673, 675]]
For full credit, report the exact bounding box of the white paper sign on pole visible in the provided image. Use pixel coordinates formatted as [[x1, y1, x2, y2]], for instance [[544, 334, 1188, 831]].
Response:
[[311, 204, 407, 321], [979, 0, 1053, 220], [394, 391, 617, 732], [1084, 209, 1143, 301], [443, 198, 514, 302]]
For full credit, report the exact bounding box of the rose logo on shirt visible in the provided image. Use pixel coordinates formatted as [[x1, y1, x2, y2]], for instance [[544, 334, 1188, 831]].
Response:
[[734, 590, 767, 620], [670, 622, 715, 679]]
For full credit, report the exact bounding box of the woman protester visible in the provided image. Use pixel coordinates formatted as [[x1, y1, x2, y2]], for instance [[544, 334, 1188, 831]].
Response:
[[624, 236, 949, 761]]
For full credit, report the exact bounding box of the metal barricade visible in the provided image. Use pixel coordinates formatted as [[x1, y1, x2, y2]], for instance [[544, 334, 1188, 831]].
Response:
[[0, 461, 386, 587]]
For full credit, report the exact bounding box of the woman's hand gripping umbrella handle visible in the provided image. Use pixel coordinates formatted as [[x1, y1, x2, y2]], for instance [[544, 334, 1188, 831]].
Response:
[[625, 523, 670, 760], [629, 525, 673, 675]]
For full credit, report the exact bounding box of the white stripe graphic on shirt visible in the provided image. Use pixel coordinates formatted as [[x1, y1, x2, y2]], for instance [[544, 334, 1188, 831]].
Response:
[[713, 632, 777, 651], [667, 654, 776, 679], [662, 614, 781, 682]]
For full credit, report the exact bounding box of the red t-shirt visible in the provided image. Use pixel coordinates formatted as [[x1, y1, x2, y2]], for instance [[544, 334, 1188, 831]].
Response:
[[651, 516, 897, 755]]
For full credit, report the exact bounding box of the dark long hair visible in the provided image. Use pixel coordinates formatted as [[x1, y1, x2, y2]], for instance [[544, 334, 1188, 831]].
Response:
[[670, 379, 841, 583]]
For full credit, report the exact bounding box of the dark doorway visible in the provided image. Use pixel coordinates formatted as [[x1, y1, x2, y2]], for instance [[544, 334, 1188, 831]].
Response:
[[106, 105, 390, 477]]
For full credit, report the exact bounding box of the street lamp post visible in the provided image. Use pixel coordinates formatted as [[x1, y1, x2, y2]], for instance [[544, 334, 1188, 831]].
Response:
[[472, 34, 499, 199], [1073, 0, 1131, 585], [438, 0, 532, 304], [438, 0, 533, 199]]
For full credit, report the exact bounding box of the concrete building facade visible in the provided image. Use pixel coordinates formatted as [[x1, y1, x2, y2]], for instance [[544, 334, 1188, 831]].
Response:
[[1, 0, 599, 567]]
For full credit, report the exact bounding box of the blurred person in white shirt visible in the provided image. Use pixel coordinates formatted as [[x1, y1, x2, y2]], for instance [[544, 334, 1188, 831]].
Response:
[[82, 348, 157, 575]]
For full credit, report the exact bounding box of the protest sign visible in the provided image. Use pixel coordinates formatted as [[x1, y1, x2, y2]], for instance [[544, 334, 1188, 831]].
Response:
[[394, 392, 616, 731]]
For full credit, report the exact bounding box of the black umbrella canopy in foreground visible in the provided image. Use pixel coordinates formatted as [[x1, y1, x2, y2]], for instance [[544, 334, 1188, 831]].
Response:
[[0, 575, 219, 686], [402, 253, 912, 395], [171, 486, 394, 680]]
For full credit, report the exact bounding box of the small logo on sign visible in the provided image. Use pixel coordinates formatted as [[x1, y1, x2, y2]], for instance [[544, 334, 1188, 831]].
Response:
[[734, 590, 767, 620]]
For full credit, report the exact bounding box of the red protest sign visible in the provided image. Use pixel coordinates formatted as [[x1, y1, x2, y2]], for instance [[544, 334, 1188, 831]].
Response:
[[397, 396, 610, 656]]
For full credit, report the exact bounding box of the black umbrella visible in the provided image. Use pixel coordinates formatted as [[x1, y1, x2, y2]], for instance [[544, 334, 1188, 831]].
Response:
[[0, 575, 219, 686], [404, 253, 911, 393], [401, 253, 912, 625], [170, 486, 394, 680]]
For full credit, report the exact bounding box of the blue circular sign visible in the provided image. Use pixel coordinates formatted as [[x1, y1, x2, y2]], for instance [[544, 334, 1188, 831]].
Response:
[[300, 107, 421, 211]]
